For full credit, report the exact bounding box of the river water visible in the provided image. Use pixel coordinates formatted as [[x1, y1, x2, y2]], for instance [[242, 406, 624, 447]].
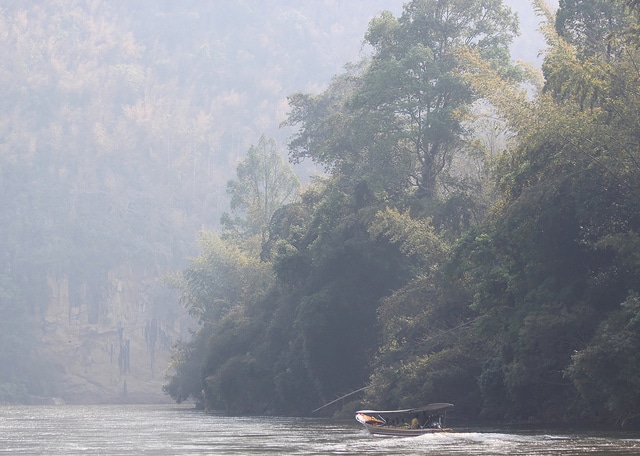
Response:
[[1, 403, 639, 455]]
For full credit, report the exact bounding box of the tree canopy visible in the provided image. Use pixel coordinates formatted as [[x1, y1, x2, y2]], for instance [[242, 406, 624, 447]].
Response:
[[164, 0, 640, 427], [223, 135, 300, 247]]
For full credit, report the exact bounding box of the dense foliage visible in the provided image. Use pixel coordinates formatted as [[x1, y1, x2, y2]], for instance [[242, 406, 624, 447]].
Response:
[[165, 0, 640, 427]]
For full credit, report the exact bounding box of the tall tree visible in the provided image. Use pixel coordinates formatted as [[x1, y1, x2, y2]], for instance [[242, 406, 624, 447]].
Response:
[[223, 135, 300, 248], [287, 0, 518, 205], [357, 0, 519, 200]]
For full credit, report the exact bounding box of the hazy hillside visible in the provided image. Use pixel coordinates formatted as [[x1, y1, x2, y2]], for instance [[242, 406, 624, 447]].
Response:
[[0, 0, 552, 403]]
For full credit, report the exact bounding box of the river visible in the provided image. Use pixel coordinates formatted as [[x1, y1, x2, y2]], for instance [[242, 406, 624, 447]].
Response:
[[1, 404, 639, 455]]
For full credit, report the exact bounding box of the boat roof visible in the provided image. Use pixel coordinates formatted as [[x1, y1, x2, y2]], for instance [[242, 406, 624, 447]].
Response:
[[356, 403, 454, 415]]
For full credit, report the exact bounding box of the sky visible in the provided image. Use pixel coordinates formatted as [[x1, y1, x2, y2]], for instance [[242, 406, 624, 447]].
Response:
[[505, 0, 559, 65]]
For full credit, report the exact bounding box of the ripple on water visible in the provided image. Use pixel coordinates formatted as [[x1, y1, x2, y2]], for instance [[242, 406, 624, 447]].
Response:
[[1, 405, 640, 455]]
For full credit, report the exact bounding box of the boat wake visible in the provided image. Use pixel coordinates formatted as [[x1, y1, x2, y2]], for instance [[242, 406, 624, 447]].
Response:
[[350, 431, 640, 455]]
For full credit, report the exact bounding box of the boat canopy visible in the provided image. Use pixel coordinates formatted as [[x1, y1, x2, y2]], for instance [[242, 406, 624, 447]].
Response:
[[356, 403, 454, 415]]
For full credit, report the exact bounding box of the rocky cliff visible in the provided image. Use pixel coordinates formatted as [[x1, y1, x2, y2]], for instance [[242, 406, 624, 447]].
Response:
[[38, 265, 190, 404]]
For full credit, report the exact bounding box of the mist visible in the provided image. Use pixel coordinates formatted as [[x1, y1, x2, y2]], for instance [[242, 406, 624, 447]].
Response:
[[0, 0, 551, 405]]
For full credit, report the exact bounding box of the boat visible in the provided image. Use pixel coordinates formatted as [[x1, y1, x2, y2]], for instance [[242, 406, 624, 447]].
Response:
[[355, 403, 454, 436]]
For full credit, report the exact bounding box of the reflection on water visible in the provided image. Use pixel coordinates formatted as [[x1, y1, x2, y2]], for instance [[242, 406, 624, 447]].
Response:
[[0, 404, 638, 455]]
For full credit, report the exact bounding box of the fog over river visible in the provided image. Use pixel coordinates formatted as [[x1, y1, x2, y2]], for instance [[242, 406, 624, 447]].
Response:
[[1, 404, 639, 455]]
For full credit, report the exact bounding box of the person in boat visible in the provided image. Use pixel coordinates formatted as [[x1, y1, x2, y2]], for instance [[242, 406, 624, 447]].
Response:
[[411, 415, 420, 429]]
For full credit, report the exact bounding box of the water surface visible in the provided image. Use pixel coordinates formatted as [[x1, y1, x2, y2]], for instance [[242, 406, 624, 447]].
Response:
[[0, 404, 638, 455]]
